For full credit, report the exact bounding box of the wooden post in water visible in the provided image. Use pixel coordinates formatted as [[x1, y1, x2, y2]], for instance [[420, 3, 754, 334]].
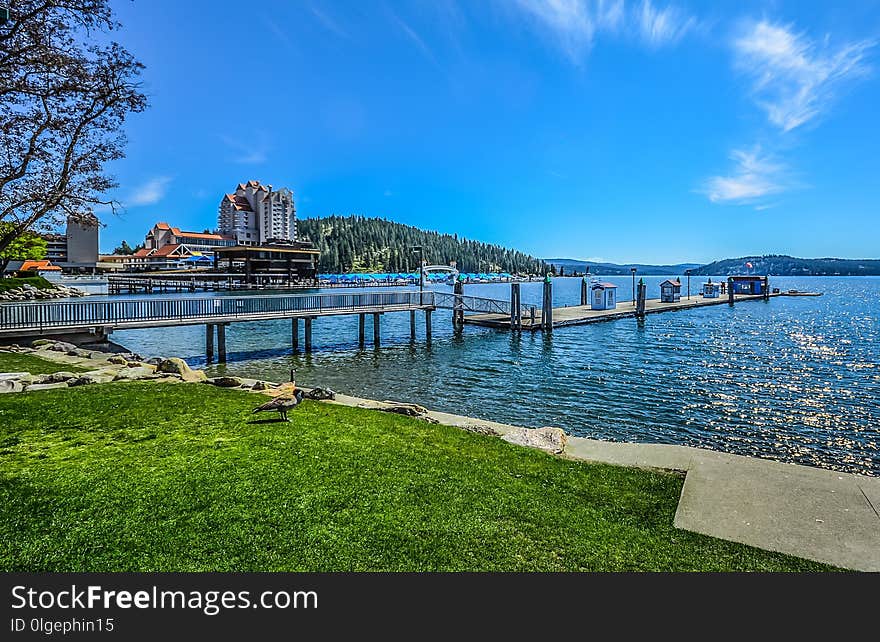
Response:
[[291, 318, 299, 353], [580, 278, 588, 306], [510, 282, 522, 330], [542, 276, 553, 331], [425, 309, 432, 342], [304, 317, 313, 353], [373, 313, 381, 347], [636, 280, 647, 318], [410, 310, 416, 341], [217, 323, 227, 363], [453, 279, 464, 328], [728, 277, 735, 306], [205, 323, 214, 363], [358, 313, 365, 348], [764, 275, 770, 300]]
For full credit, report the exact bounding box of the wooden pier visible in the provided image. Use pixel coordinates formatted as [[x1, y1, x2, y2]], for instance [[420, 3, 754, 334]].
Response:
[[464, 292, 783, 330]]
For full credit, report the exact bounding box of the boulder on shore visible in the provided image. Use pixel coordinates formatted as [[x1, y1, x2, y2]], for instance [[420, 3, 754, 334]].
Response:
[[207, 376, 244, 388], [501, 427, 568, 454]]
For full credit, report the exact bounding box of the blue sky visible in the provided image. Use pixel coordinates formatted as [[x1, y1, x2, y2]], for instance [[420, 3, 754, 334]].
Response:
[[98, 0, 880, 263]]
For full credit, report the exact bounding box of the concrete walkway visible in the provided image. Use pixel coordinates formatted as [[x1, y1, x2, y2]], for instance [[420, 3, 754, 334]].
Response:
[[564, 438, 880, 571]]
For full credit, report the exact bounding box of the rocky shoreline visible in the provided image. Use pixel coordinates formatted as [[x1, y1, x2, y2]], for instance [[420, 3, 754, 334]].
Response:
[[0, 282, 89, 302]]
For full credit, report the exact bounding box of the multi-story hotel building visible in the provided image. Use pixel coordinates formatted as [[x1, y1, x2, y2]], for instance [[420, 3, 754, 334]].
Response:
[[217, 180, 296, 245]]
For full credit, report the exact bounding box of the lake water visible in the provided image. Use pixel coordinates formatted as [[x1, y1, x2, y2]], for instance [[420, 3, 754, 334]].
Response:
[[106, 276, 880, 476]]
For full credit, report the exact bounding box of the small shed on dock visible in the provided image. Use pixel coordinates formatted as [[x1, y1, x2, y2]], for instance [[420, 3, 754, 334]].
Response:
[[660, 279, 681, 303], [702, 280, 721, 298], [729, 276, 768, 295], [591, 282, 618, 310]]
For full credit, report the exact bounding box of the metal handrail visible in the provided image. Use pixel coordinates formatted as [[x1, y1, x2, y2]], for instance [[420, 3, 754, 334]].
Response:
[[432, 292, 530, 317], [0, 290, 435, 331]]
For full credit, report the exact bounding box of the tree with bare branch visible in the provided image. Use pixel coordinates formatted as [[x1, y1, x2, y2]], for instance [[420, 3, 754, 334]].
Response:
[[0, 1, 146, 257]]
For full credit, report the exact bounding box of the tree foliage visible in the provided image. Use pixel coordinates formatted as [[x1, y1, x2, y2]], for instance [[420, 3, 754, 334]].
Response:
[[297, 215, 549, 274], [0, 221, 47, 271], [111, 239, 142, 255], [0, 1, 146, 256]]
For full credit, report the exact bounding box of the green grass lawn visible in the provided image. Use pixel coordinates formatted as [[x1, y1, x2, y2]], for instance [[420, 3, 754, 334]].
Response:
[[0, 351, 88, 375], [0, 382, 831, 571]]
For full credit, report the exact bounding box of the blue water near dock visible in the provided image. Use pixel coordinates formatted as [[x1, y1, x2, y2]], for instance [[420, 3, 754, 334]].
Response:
[[109, 276, 880, 476]]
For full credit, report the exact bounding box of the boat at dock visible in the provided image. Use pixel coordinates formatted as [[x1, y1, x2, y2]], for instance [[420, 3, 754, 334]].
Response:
[[784, 290, 823, 296]]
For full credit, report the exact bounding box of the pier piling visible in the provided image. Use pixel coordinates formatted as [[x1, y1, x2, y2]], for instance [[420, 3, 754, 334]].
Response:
[[206, 324, 214, 363], [425, 309, 432, 342], [636, 280, 647, 318], [728, 277, 735, 306], [580, 278, 588, 306], [291, 318, 299, 353], [541, 277, 553, 331], [304, 317, 313, 353], [373, 313, 381, 347], [358, 314, 365, 348], [217, 323, 227, 363], [510, 282, 522, 330], [453, 280, 465, 328]]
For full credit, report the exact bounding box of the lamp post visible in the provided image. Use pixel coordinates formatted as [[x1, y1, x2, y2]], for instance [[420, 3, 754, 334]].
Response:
[[631, 267, 637, 307], [686, 269, 691, 300], [410, 245, 424, 293]]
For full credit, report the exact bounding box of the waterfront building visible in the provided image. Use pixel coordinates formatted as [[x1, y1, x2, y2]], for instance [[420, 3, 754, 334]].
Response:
[[702, 281, 721, 298], [729, 275, 768, 295], [217, 180, 297, 246], [39, 215, 101, 272], [660, 279, 682, 303], [144, 222, 235, 254], [590, 282, 618, 310], [213, 243, 319, 283]]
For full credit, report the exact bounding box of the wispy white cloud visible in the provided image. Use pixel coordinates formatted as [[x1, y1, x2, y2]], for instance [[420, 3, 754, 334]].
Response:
[[511, 0, 696, 60], [636, 0, 696, 48], [220, 134, 269, 165], [309, 3, 349, 39], [733, 20, 874, 132], [128, 177, 172, 207], [700, 147, 790, 205], [389, 11, 440, 68]]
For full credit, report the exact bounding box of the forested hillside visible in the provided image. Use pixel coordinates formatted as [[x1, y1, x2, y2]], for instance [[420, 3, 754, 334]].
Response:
[[690, 255, 880, 276], [297, 215, 549, 274]]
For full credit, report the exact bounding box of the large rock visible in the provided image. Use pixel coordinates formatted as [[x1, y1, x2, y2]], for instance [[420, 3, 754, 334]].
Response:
[[72, 369, 118, 385], [31, 339, 54, 347], [113, 365, 158, 381], [25, 382, 69, 392], [0, 372, 29, 380], [207, 376, 244, 388], [107, 354, 128, 365], [0, 379, 24, 393], [501, 427, 568, 455], [48, 341, 77, 353], [43, 371, 78, 384], [157, 357, 190, 375]]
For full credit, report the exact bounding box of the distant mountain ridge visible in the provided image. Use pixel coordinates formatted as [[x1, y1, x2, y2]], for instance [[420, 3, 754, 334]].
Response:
[[547, 255, 880, 277], [689, 255, 880, 276], [546, 258, 701, 276]]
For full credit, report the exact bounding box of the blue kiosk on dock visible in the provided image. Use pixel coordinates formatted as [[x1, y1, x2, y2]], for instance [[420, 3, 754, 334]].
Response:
[[728, 275, 769, 295]]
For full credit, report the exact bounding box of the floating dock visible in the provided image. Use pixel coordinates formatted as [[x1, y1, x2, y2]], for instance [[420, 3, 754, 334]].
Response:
[[463, 292, 785, 330]]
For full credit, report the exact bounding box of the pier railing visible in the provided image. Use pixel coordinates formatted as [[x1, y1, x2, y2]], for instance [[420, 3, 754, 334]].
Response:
[[432, 292, 530, 317], [0, 290, 437, 332]]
